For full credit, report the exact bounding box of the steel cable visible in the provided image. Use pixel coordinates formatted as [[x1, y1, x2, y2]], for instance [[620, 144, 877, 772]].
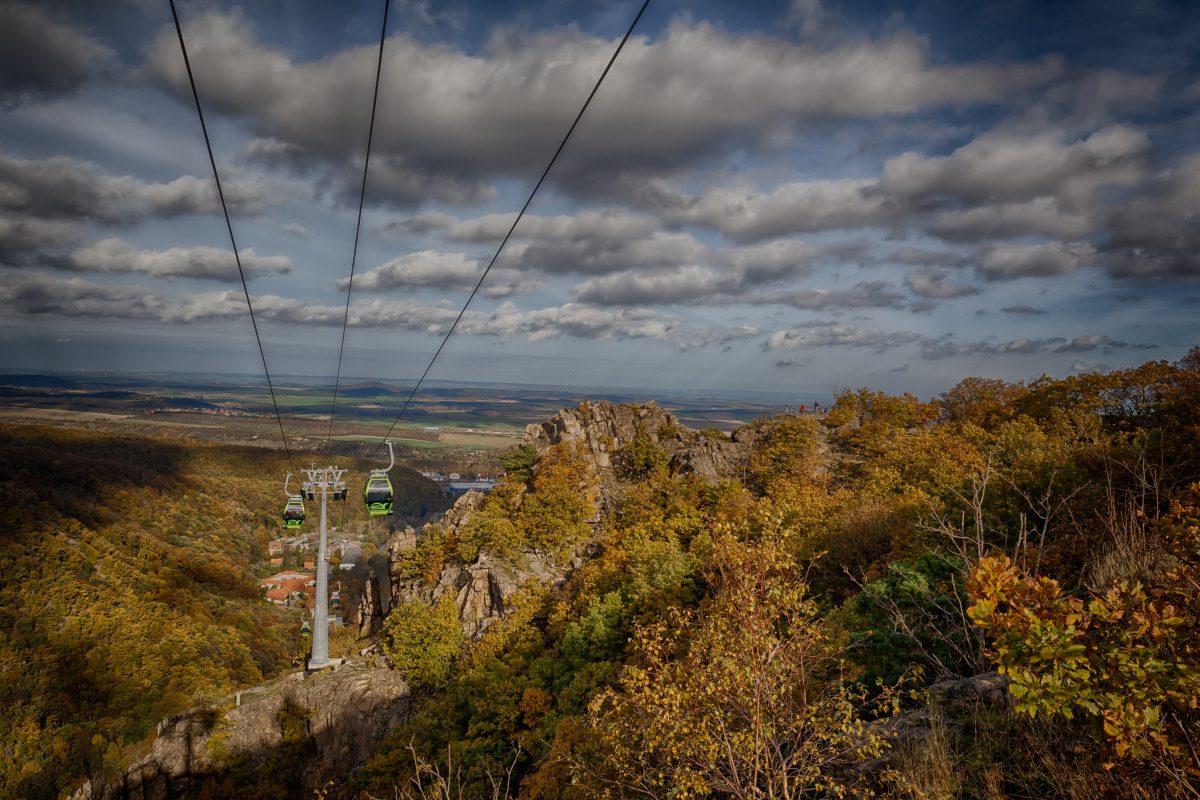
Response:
[[374, 0, 653, 453]]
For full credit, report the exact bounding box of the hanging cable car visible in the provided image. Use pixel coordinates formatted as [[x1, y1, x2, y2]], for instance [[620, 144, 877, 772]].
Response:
[[364, 440, 395, 516], [300, 619, 311, 638], [282, 473, 305, 528]]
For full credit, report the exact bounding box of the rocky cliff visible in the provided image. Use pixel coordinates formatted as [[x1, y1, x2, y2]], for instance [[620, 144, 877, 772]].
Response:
[[381, 490, 576, 640], [523, 399, 754, 481], [71, 656, 410, 800], [361, 402, 766, 643]]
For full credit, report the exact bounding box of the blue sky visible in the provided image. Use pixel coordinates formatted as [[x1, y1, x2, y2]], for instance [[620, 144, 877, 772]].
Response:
[[1, 0, 1197, 396]]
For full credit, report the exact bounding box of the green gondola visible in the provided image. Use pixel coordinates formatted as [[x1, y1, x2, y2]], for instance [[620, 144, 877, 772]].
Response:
[[364, 473, 393, 516], [300, 619, 311, 638], [283, 496, 305, 528], [364, 440, 396, 516]]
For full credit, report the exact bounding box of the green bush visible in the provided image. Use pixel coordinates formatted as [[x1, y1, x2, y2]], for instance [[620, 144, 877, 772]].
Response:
[[383, 597, 463, 688]]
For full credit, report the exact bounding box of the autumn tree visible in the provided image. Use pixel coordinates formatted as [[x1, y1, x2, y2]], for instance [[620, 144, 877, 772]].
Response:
[[585, 532, 897, 799]]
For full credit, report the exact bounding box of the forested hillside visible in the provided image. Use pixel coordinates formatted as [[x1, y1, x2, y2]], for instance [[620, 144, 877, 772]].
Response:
[[348, 349, 1200, 799], [0, 425, 443, 800]]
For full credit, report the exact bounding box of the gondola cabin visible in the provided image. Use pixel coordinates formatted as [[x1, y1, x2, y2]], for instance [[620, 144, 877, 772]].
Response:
[[282, 496, 305, 528], [300, 619, 311, 638], [364, 473, 394, 516]]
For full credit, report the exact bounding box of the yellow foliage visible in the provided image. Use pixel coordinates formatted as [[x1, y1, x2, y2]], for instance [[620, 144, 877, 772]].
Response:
[[585, 532, 899, 798]]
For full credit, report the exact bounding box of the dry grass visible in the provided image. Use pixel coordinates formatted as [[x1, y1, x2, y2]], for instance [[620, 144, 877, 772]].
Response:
[[885, 712, 959, 800]]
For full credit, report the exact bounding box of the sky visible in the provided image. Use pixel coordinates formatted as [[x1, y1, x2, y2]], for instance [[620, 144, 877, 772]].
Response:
[[0, 0, 1198, 397]]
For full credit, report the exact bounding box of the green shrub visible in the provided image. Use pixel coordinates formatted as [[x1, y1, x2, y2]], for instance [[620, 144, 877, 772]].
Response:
[[383, 596, 463, 688]]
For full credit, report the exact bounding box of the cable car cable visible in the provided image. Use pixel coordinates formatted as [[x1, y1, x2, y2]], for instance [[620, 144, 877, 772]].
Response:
[[372, 0, 653, 455], [326, 0, 393, 445], [168, 0, 297, 474]]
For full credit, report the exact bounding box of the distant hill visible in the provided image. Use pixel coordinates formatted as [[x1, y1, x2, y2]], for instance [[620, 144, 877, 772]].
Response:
[[133, 395, 221, 410], [338, 382, 409, 397], [0, 373, 82, 389]]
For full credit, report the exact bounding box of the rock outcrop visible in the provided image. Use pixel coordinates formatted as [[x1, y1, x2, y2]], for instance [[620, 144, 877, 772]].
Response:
[[360, 402, 768, 644], [383, 491, 569, 640], [71, 656, 410, 800], [358, 568, 384, 637], [524, 400, 751, 482]]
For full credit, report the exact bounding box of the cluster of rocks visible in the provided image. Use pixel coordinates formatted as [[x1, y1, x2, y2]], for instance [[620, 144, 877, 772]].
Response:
[[523, 399, 757, 482], [364, 490, 572, 641], [362, 400, 762, 644]]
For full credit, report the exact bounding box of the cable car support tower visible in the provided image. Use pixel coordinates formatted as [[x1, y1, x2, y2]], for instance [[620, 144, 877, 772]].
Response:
[[301, 465, 347, 670]]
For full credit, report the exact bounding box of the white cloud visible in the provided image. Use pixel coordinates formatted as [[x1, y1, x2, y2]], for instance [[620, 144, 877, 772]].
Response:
[[0, 272, 732, 349], [765, 322, 921, 351], [919, 335, 1067, 359], [64, 238, 292, 280], [0, 153, 277, 224], [880, 125, 1148, 208], [653, 179, 894, 242], [977, 240, 1095, 280], [346, 250, 535, 297], [142, 11, 1065, 200], [903, 268, 979, 298], [929, 197, 1093, 241]]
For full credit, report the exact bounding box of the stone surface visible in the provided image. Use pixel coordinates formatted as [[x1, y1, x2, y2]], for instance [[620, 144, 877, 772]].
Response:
[[70, 657, 410, 800], [357, 567, 384, 637], [523, 399, 752, 483]]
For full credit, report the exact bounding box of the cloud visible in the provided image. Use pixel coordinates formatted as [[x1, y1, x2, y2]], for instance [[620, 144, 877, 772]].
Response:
[[753, 281, 908, 310], [380, 210, 459, 237], [1099, 153, 1200, 279], [0, 272, 172, 321], [919, 335, 1067, 359], [0, 215, 78, 262], [977, 241, 1096, 280], [880, 125, 1149, 208], [0, 153, 277, 225], [570, 240, 855, 306], [0, 272, 744, 349], [889, 247, 970, 268], [1054, 334, 1127, 352], [143, 11, 1065, 202], [62, 238, 292, 280], [639, 126, 1148, 245], [0, 3, 119, 107], [1000, 305, 1047, 315], [928, 197, 1093, 241], [903, 268, 979, 298], [573, 265, 731, 306], [280, 223, 310, 238], [346, 250, 535, 297], [764, 321, 921, 351], [650, 179, 895, 242]]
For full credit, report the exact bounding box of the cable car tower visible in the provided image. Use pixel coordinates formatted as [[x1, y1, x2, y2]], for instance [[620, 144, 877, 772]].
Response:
[[301, 464, 347, 670]]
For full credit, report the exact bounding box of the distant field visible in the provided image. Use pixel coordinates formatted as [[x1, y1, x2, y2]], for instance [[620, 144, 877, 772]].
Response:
[[0, 407, 130, 422], [331, 435, 481, 449], [439, 431, 522, 448]]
